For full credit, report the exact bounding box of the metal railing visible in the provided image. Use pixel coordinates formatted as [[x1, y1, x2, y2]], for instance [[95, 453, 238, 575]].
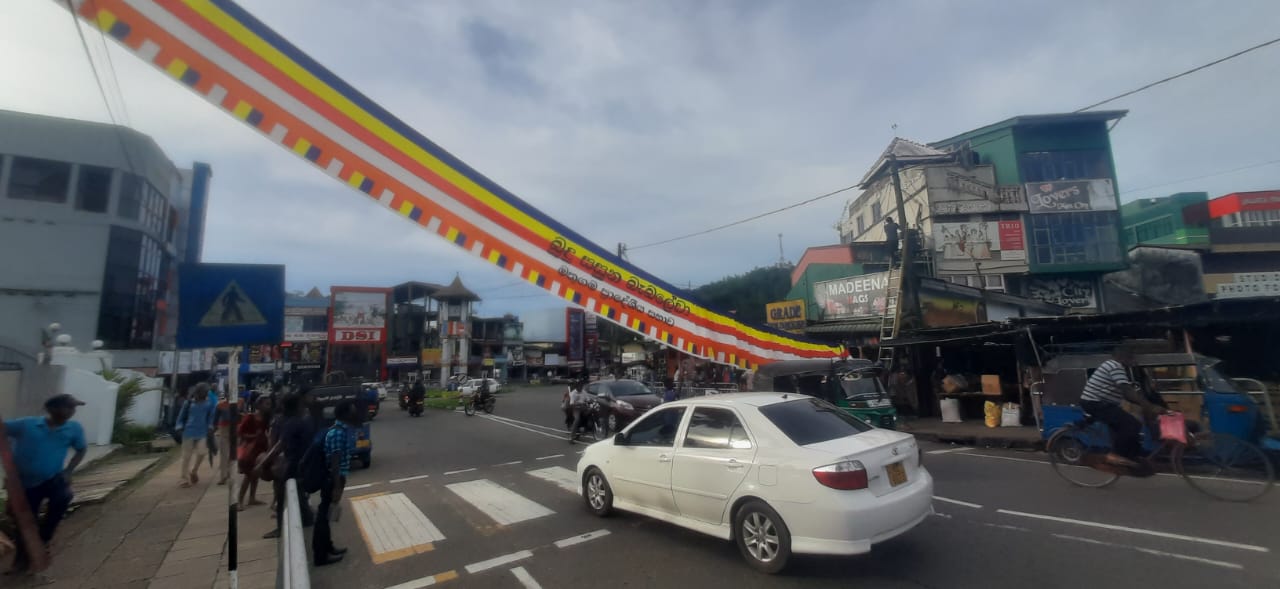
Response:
[[278, 479, 311, 589]]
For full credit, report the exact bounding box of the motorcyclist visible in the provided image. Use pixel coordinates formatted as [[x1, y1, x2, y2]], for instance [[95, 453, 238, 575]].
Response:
[[408, 380, 426, 414], [476, 378, 491, 408]]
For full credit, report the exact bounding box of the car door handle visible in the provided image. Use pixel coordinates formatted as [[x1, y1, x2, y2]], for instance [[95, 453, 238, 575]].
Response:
[[658, 454, 672, 463], [726, 459, 745, 470]]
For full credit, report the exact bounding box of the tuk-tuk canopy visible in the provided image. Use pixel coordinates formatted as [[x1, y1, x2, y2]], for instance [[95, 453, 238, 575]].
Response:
[[751, 359, 881, 393]]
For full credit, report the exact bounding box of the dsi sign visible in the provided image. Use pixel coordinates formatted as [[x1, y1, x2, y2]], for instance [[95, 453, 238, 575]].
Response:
[[178, 264, 285, 348], [765, 300, 807, 333]]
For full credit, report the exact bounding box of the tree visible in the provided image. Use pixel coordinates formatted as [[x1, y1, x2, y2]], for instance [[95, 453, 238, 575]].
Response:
[[693, 266, 792, 324]]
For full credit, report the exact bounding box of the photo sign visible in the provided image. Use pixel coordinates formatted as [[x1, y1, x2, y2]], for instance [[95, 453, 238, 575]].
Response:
[[1025, 179, 1118, 214], [933, 221, 1026, 261], [813, 272, 891, 320]]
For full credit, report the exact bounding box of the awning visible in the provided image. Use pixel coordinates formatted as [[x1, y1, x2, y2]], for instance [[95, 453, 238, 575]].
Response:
[[804, 318, 883, 335]]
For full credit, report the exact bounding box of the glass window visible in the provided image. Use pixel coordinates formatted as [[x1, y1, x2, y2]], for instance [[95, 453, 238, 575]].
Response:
[[75, 165, 113, 213], [1028, 211, 1122, 266], [683, 408, 751, 450], [758, 398, 872, 446], [871, 201, 883, 223], [1019, 150, 1112, 182], [856, 215, 865, 234], [118, 174, 142, 220], [7, 156, 71, 203], [625, 407, 687, 447]]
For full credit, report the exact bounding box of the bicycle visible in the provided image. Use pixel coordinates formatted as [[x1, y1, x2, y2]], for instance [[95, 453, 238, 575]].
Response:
[[1047, 411, 1275, 502]]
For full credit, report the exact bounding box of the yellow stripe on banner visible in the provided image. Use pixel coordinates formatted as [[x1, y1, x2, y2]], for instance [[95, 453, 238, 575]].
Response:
[[445, 227, 459, 242], [564, 288, 576, 302], [487, 249, 501, 264], [600, 303, 611, 317], [347, 171, 366, 189], [527, 270, 540, 285], [166, 58, 189, 79], [232, 100, 253, 120], [398, 202, 414, 217], [94, 9, 117, 31], [292, 138, 312, 156]]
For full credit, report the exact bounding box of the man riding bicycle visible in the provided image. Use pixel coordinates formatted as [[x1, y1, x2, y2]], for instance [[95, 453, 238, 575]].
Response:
[[1080, 348, 1165, 468]]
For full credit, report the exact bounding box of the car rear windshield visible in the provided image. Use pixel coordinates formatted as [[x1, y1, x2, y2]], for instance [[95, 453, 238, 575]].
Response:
[[758, 398, 874, 446]]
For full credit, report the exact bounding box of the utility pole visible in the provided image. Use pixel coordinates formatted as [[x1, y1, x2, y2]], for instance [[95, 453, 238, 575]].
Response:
[[888, 154, 920, 332], [617, 243, 627, 261]]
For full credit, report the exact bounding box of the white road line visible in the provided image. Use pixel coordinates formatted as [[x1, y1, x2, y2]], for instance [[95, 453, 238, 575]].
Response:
[[464, 550, 533, 574], [345, 483, 375, 491], [447, 479, 554, 525], [479, 415, 566, 441], [998, 509, 1269, 553], [494, 460, 523, 467], [528, 466, 580, 494], [933, 496, 982, 509], [931, 513, 953, 519], [927, 447, 969, 455], [982, 523, 1030, 532], [554, 529, 612, 548], [956, 452, 1047, 465], [485, 414, 569, 434], [389, 474, 430, 484], [443, 468, 477, 476], [536, 454, 565, 460], [384, 571, 458, 589], [351, 493, 446, 563], [960, 451, 1263, 486], [1052, 534, 1244, 570], [510, 566, 543, 589]]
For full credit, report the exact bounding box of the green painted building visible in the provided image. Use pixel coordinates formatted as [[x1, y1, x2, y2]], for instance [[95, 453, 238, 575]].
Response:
[[1119, 192, 1210, 249]]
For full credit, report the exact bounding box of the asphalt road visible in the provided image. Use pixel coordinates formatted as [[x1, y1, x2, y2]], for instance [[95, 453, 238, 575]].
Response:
[[304, 385, 1280, 589]]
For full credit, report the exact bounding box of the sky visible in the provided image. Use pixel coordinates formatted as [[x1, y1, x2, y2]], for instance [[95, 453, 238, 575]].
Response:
[[2, 0, 1279, 318]]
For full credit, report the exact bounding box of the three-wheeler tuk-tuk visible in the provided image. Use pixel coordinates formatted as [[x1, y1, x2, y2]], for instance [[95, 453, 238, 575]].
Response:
[[307, 382, 374, 469], [751, 359, 898, 429]]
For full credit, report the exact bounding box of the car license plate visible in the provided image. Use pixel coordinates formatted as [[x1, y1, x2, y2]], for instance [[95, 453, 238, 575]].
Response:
[[356, 440, 370, 449], [886, 461, 907, 486]]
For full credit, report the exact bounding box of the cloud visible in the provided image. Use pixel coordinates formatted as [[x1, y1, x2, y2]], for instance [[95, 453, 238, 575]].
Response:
[[3, 0, 1279, 318]]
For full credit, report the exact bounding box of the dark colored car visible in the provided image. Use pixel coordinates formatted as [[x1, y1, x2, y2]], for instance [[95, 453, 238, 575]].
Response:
[[586, 379, 663, 435]]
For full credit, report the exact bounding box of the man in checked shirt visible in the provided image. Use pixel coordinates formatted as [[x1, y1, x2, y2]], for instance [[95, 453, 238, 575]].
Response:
[[313, 401, 359, 566]]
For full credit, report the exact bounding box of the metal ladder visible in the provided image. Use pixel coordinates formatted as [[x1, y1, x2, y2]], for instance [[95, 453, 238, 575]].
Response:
[[875, 266, 902, 369]]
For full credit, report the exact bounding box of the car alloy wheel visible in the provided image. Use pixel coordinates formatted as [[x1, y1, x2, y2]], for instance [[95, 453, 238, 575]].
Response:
[[734, 500, 791, 574], [583, 468, 613, 516]]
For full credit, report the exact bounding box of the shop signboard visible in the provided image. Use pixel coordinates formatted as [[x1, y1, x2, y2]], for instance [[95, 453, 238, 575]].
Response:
[[387, 356, 418, 366], [1027, 276, 1098, 309], [158, 351, 194, 375], [812, 272, 891, 320], [284, 316, 327, 342], [566, 308, 585, 363], [525, 349, 545, 367], [508, 347, 525, 366], [420, 348, 443, 365], [765, 300, 807, 333], [1025, 179, 1118, 214], [932, 221, 1026, 262], [920, 292, 987, 328], [544, 353, 565, 367], [330, 287, 389, 344], [1216, 272, 1280, 299]]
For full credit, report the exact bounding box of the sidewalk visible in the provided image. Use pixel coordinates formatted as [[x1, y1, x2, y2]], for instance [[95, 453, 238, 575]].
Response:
[[9, 450, 278, 589]]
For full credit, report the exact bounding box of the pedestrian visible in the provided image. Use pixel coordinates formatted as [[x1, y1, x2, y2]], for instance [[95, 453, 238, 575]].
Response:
[[213, 392, 234, 485], [314, 401, 358, 567], [3, 394, 88, 575], [236, 396, 272, 511], [568, 380, 592, 443], [884, 216, 901, 266], [176, 383, 217, 487], [259, 391, 315, 539], [662, 378, 678, 403]]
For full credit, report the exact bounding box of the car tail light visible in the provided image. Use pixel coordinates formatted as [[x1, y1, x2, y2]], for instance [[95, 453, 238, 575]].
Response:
[[1227, 404, 1250, 413], [812, 460, 869, 490]]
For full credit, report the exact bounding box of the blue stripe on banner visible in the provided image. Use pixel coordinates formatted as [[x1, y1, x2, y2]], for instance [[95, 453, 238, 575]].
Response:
[[496, 255, 507, 268], [246, 108, 264, 127], [304, 145, 321, 162], [108, 21, 131, 40], [535, 275, 546, 287], [453, 231, 466, 246], [408, 208, 422, 222], [359, 177, 374, 193]]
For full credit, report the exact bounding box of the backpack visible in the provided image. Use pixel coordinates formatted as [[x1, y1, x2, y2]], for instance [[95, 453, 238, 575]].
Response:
[[298, 425, 337, 493]]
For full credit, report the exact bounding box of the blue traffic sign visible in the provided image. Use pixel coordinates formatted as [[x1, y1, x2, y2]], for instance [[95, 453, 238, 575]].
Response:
[[177, 264, 285, 348]]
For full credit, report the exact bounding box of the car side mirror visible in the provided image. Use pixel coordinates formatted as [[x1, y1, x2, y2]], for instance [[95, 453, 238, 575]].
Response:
[[613, 432, 628, 446]]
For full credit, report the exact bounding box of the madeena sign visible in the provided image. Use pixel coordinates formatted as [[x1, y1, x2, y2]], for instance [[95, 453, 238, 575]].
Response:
[[813, 272, 891, 320]]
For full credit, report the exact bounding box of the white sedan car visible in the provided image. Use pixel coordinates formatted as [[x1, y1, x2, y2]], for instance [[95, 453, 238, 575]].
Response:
[[459, 378, 501, 395], [576, 393, 933, 573]]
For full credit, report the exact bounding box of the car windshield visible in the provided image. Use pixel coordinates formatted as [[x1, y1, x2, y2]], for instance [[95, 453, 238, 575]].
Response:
[[838, 373, 886, 400], [610, 381, 651, 397], [759, 398, 874, 446]]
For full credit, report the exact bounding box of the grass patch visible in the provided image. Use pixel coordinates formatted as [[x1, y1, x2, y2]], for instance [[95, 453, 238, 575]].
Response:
[[425, 397, 459, 410], [424, 389, 455, 399]]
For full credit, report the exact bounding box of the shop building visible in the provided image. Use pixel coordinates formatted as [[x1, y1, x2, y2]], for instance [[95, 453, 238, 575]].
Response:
[[1120, 192, 1210, 249], [283, 288, 329, 384], [0, 109, 211, 368]]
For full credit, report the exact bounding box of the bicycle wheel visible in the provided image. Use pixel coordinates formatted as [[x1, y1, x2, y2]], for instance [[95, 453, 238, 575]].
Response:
[[463, 399, 476, 416], [1173, 433, 1275, 502], [1048, 427, 1120, 488]]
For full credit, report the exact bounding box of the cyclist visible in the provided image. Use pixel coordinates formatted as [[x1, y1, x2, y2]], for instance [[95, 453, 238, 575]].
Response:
[[1080, 348, 1163, 467]]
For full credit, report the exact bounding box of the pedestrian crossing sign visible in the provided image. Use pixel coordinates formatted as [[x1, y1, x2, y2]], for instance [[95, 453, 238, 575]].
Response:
[[199, 281, 267, 327]]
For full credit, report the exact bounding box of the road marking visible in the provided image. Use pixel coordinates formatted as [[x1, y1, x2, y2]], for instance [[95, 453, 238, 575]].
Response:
[[443, 468, 477, 476], [528, 466, 580, 494], [351, 493, 445, 564], [484, 414, 569, 434], [1052, 534, 1244, 570], [447, 479, 554, 525], [479, 415, 567, 441], [927, 447, 969, 455], [956, 452, 1047, 465], [536, 454, 565, 461], [997, 509, 1269, 553], [385, 570, 459, 589], [464, 550, 533, 574], [345, 483, 375, 491], [933, 496, 982, 509], [982, 523, 1030, 532], [554, 529, 611, 548], [389, 474, 430, 484], [510, 567, 543, 589], [931, 513, 953, 519], [494, 460, 523, 467]]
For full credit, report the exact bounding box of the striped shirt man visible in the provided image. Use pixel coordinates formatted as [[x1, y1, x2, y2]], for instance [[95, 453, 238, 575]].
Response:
[[1080, 359, 1133, 405]]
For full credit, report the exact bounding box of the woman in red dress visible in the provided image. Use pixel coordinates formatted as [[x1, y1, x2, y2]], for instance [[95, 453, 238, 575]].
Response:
[[236, 396, 273, 510]]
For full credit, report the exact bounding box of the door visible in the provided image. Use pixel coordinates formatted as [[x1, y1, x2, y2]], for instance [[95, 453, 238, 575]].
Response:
[[610, 406, 687, 514], [671, 407, 756, 524]]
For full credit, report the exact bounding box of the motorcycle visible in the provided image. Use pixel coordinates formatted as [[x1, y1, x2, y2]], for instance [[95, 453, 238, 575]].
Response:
[[399, 392, 410, 411], [568, 399, 608, 442], [409, 397, 425, 417], [462, 390, 496, 416]]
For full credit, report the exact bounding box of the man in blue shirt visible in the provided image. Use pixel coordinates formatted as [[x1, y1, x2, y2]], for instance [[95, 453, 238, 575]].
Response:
[[176, 383, 217, 487], [662, 378, 678, 404], [4, 394, 88, 574], [313, 401, 358, 567]]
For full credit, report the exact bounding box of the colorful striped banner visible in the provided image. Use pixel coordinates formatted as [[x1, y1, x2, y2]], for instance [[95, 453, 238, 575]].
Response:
[[61, 0, 841, 368]]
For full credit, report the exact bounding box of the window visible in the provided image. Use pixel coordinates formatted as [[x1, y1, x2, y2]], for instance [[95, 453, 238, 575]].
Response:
[[625, 407, 687, 447], [1240, 210, 1280, 227], [7, 156, 71, 203], [1019, 150, 1112, 182], [871, 201, 883, 223], [758, 398, 872, 446], [945, 274, 1006, 292], [1029, 211, 1122, 266], [683, 408, 751, 450], [118, 173, 142, 220], [167, 206, 179, 243], [856, 214, 866, 234], [75, 165, 113, 213], [97, 226, 169, 349]]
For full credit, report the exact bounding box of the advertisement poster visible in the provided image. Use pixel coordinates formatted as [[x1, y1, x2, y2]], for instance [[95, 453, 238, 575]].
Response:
[[932, 221, 1025, 261], [812, 272, 890, 320], [284, 316, 327, 342], [566, 308, 585, 364], [330, 288, 389, 344], [1025, 179, 1117, 214], [920, 292, 987, 328], [1027, 276, 1098, 309], [765, 300, 807, 333]]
